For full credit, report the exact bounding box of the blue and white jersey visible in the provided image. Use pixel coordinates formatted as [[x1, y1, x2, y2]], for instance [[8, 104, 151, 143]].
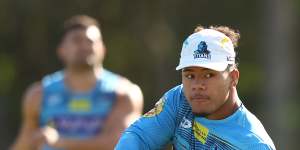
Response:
[[116, 85, 275, 150], [40, 69, 119, 150]]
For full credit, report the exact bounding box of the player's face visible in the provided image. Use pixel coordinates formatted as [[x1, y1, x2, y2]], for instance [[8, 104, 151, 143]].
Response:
[[58, 26, 105, 68], [182, 67, 236, 118]]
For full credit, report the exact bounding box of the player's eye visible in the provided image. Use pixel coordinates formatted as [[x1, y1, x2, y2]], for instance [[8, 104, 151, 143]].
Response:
[[185, 74, 195, 80], [204, 73, 214, 79]]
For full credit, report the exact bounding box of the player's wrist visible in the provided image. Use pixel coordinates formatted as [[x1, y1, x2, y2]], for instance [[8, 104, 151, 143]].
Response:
[[51, 137, 65, 148]]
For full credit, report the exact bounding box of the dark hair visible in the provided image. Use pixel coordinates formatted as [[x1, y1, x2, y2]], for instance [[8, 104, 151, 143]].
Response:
[[194, 25, 240, 67], [63, 15, 100, 36]]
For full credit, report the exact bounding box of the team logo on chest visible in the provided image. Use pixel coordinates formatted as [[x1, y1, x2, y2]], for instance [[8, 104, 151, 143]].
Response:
[[68, 98, 91, 112]]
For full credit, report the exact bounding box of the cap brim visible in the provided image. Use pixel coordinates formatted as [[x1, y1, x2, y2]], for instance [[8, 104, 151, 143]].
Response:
[[176, 62, 228, 71]]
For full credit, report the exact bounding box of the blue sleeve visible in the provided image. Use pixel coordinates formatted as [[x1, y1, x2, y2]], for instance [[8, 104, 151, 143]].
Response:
[[245, 143, 276, 150], [115, 131, 149, 150], [115, 87, 181, 150]]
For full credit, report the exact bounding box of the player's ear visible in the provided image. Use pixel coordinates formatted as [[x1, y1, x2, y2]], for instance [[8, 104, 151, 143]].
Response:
[[230, 69, 239, 86], [56, 42, 65, 61], [95, 41, 106, 63], [101, 42, 106, 58]]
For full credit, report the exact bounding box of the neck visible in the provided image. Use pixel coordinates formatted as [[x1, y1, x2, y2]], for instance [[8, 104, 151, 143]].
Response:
[[206, 87, 241, 120], [64, 66, 102, 92]]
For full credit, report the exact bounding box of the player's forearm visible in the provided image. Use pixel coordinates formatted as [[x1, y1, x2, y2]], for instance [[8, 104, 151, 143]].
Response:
[[52, 134, 118, 150], [10, 134, 41, 150], [10, 142, 37, 150]]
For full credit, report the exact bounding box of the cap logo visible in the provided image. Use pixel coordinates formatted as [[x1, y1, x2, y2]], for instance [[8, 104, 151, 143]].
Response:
[[227, 56, 235, 62], [193, 41, 211, 59], [220, 37, 230, 48]]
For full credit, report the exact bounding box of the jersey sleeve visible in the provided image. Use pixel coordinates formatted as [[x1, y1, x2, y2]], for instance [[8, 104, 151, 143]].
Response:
[[115, 86, 182, 150], [245, 143, 276, 150]]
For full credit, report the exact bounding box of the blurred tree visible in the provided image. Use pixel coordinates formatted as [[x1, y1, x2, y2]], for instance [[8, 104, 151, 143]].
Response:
[[260, 0, 299, 149]]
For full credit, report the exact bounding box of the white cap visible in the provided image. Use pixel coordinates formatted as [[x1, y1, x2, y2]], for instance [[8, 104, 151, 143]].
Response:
[[176, 29, 235, 71]]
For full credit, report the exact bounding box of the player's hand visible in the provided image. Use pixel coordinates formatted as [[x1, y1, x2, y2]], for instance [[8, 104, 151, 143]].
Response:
[[30, 128, 48, 149]]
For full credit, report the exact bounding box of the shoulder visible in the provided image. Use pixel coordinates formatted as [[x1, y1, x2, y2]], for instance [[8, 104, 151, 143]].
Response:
[[238, 105, 275, 149], [245, 142, 276, 150], [240, 106, 269, 136], [163, 84, 185, 107], [164, 85, 184, 98], [22, 82, 43, 117], [41, 71, 64, 88], [115, 77, 143, 105], [144, 84, 185, 118], [104, 69, 143, 101], [100, 69, 143, 107], [24, 82, 43, 104], [111, 76, 144, 125]]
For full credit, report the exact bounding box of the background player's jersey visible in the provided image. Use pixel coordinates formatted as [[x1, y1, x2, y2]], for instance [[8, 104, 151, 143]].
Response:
[[40, 69, 119, 150], [116, 85, 276, 150]]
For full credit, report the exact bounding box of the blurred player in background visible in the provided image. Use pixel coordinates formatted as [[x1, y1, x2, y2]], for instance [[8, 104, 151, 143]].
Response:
[[115, 25, 275, 149], [11, 15, 143, 150]]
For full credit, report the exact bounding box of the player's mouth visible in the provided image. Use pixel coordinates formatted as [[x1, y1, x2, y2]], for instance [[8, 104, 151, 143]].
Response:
[[190, 94, 210, 102], [78, 49, 93, 56]]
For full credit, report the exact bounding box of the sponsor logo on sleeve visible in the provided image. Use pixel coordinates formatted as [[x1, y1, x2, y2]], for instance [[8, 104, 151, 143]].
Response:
[[143, 97, 165, 117]]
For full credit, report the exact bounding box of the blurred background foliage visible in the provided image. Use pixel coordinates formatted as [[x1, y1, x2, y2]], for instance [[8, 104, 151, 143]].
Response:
[[0, 0, 299, 149]]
